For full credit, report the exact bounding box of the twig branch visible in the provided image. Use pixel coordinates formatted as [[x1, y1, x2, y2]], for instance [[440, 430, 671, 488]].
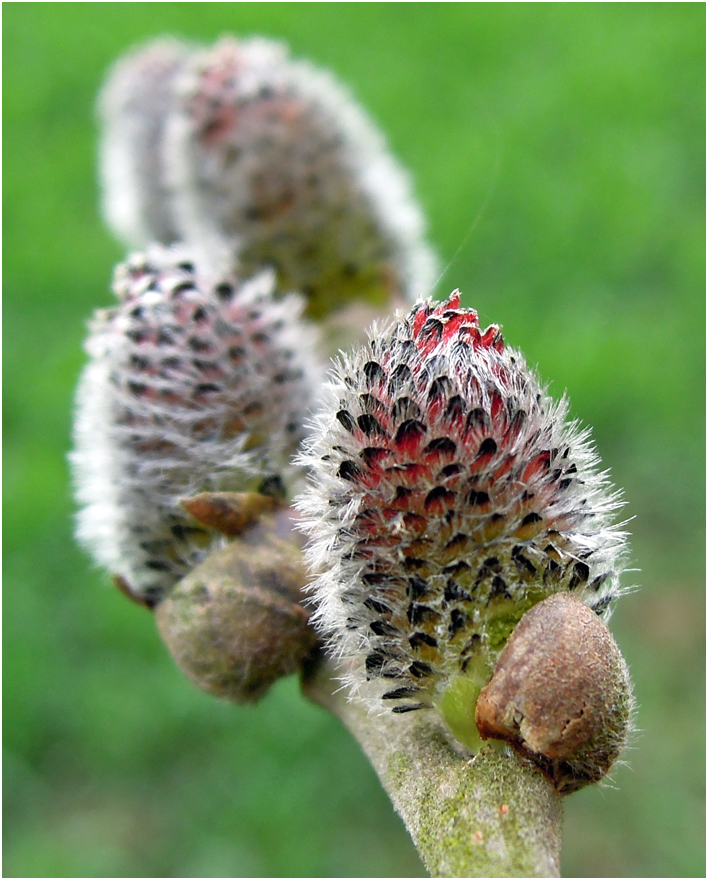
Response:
[[304, 656, 563, 878], [155, 510, 565, 878]]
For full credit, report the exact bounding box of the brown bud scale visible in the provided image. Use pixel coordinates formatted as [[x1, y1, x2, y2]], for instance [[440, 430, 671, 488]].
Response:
[[156, 512, 318, 702], [475, 592, 632, 792], [180, 491, 277, 536]]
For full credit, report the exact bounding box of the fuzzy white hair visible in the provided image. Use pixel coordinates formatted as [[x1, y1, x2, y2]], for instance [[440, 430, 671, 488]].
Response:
[[97, 37, 193, 247], [72, 244, 323, 605], [98, 36, 437, 312], [296, 295, 628, 712]]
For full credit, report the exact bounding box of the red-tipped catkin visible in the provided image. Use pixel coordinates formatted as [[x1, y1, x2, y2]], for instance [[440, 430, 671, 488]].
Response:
[[71, 244, 322, 606], [99, 36, 436, 315], [298, 292, 628, 751]]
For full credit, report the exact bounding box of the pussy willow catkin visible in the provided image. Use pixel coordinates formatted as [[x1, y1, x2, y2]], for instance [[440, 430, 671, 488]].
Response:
[[298, 293, 628, 753], [72, 244, 322, 606], [99, 36, 437, 316]]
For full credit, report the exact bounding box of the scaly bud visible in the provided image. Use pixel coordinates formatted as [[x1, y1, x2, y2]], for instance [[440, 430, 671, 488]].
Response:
[[475, 592, 633, 793], [71, 244, 322, 606], [163, 36, 437, 315], [297, 292, 630, 781], [155, 508, 318, 703]]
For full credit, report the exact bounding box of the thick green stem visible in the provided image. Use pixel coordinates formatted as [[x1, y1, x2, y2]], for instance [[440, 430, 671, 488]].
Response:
[[304, 658, 563, 878]]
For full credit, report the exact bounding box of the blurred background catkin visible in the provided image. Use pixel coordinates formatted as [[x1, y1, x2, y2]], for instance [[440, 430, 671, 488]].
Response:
[[3, 3, 705, 877]]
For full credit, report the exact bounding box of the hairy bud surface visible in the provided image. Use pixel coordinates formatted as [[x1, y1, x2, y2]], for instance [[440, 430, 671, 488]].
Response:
[[298, 293, 628, 754], [99, 36, 437, 316], [72, 245, 321, 605]]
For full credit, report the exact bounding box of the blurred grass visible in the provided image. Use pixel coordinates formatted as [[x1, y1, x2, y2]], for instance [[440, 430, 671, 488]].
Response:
[[3, 3, 705, 877]]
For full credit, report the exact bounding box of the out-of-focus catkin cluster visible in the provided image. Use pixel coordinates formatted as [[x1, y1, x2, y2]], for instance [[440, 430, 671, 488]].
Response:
[[76, 37, 634, 789], [298, 292, 632, 788], [74, 33, 440, 701], [98, 38, 189, 247], [99, 35, 437, 316], [72, 244, 321, 606]]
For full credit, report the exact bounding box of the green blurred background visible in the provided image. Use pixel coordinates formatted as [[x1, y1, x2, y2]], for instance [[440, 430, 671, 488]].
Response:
[[4, 3, 705, 877]]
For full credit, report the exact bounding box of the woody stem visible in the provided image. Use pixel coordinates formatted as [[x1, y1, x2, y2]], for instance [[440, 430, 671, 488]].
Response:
[[303, 655, 563, 878]]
